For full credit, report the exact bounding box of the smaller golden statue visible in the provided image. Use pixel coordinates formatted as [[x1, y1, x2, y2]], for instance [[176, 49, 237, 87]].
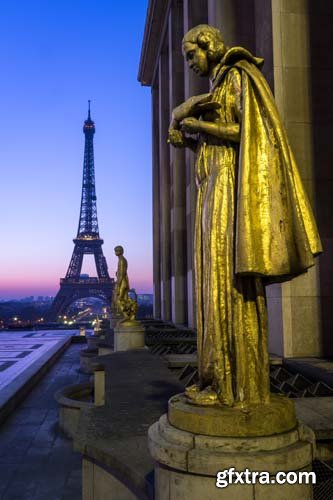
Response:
[[113, 245, 138, 324], [93, 315, 102, 336]]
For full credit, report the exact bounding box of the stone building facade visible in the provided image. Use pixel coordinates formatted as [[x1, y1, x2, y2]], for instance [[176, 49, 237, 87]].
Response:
[[138, 0, 333, 358]]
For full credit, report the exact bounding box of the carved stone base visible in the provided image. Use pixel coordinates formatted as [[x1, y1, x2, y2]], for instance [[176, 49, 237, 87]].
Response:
[[148, 411, 315, 500], [114, 322, 145, 351], [168, 393, 297, 437]]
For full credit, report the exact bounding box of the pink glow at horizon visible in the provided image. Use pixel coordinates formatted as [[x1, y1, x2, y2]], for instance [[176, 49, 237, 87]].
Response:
[[0, 276, 153, 300], [1, 252, 153, 299]]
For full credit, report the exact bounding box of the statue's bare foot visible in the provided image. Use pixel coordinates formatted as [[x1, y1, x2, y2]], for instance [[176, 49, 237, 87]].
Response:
[[186, 386, 219, 406], [185, 384, 200, 396]]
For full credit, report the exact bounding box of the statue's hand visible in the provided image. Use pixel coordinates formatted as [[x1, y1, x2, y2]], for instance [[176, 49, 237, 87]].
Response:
[[168, 128, 186, 147], [180, 117, 201, 134]]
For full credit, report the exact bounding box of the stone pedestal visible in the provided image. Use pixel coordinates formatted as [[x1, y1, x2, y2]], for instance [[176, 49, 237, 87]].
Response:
[[114, 321, 145, 352], [109, 315, 122, 329], [148, 395, 315, 499]]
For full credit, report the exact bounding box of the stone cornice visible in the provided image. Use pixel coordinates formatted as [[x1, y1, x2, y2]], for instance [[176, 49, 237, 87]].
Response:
[[138, 0, 171, 86]]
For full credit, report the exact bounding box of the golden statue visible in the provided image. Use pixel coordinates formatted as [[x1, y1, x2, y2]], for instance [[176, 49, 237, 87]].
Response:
[[168, 25, 322, 408], [113, 245, 138, 323]]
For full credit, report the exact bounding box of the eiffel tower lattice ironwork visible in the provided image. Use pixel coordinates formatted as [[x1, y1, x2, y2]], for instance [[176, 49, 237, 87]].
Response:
[[48, 103, 114, 321]]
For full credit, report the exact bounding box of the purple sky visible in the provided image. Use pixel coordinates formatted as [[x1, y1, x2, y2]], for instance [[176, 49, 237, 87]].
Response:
[[0, 0, 152, 299]]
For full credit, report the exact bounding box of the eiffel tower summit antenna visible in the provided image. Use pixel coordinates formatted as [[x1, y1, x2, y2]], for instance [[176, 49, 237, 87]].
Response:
[[48, 105, 114, 321]]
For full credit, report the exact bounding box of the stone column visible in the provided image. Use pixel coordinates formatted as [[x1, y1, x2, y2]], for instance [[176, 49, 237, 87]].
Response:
[[270, 0, 323, 357], [208, 0, 255, 51], [169, 1, 187, 325], [183, 0, 209, 328], [152, 84, 162, 318], [308, 1, 333, 356], [209, 0, 283, 355], [208, 0, 234, 42], [158, 48, 172, 321], [254, 0, 274, 87]]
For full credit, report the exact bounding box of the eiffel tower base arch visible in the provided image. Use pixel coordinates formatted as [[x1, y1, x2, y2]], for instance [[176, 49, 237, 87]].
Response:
[[47, 279, 114, 322]]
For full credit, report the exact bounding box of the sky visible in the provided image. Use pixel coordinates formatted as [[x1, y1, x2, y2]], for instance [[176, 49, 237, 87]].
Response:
[[0, 0, 152, 299]]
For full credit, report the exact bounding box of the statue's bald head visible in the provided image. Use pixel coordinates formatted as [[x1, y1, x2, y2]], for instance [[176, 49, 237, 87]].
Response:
[[114, 245, 124, 255], [182, 25, 226, 63]]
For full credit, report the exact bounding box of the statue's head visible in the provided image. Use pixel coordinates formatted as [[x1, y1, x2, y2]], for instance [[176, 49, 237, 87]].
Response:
[[114, 245, 124, 256], [182, 25, 226, 77]]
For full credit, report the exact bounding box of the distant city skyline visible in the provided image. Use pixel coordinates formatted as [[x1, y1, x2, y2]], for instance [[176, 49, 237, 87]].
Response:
[[0, 1, 152, 299]]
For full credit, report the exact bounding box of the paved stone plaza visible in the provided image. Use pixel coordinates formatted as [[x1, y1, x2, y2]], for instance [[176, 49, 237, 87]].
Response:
[[0, 342, 89, 500], [0, 330, 74, 393]]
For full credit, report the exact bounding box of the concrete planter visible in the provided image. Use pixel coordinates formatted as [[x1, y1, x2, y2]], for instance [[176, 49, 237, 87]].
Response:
[[80, 348, 98, 373], [55, 383, 94, 438], [86, 336, 102, 350]]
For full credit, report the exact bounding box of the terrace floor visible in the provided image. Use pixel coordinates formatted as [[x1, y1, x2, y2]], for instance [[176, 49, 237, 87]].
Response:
[[0, 342, 89, 500]]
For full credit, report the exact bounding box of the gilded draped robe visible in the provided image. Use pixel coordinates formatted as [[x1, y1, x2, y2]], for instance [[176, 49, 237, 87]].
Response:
[[194, 48, 322, 406]]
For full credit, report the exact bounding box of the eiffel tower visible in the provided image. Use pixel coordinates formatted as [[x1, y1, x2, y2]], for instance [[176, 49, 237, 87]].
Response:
[[48, 102, 114, 321]]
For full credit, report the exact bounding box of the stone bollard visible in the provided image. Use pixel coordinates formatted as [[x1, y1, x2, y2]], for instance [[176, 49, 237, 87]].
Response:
[[93, 366, 105, 406]]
